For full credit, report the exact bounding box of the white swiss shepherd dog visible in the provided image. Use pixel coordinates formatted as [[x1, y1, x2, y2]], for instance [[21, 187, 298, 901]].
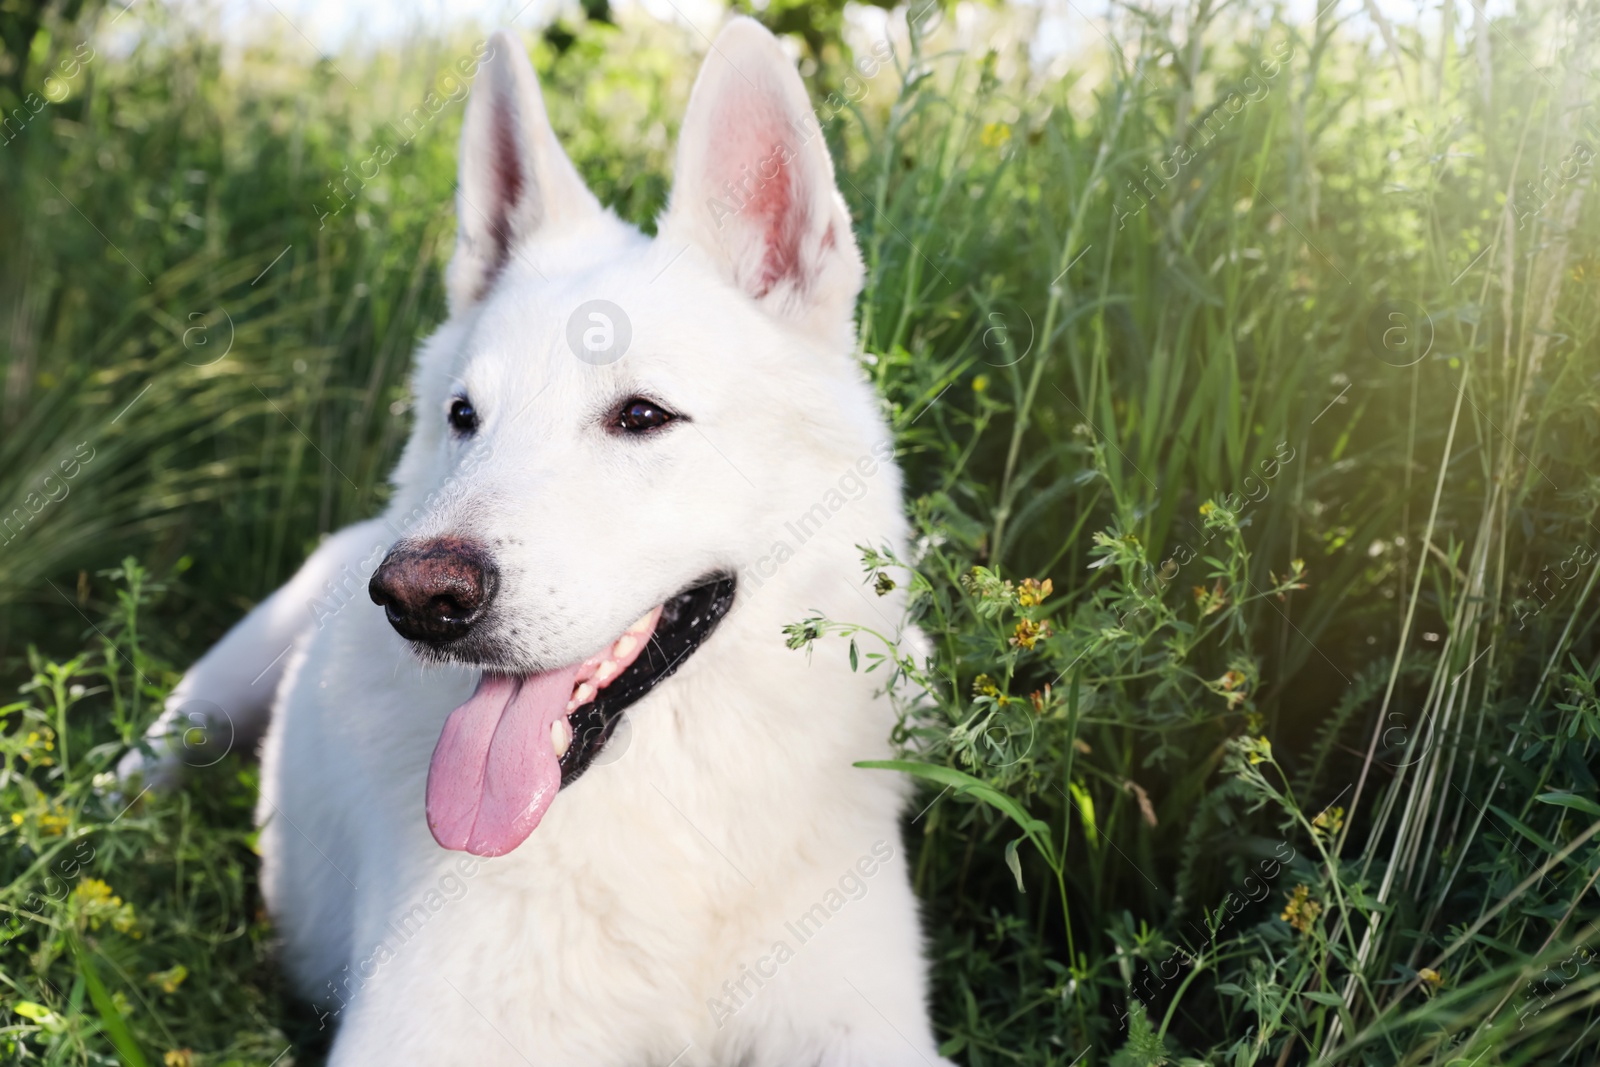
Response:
[[123, 18, 953, 1067]]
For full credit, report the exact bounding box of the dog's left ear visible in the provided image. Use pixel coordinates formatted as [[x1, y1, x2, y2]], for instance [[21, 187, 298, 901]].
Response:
[[660, 18, 864, 343]]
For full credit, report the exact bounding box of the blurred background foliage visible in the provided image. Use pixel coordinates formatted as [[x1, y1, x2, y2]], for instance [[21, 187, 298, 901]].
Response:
[[3, 0, 1600, 1062]]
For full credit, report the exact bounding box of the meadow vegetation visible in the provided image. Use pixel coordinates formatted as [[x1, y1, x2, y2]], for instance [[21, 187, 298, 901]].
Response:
[[2, 0, 1599, 1062]]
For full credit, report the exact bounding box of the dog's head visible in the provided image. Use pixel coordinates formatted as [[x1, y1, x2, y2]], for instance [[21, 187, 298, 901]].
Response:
[[367, 21, 895, 856]]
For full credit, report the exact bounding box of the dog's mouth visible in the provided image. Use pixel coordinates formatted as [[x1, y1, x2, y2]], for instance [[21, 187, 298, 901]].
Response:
[[426, 573, 737, 856]]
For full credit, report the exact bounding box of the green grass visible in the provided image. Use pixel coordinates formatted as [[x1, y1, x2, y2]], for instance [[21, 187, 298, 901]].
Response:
[[3, 0, 1600, 1063]]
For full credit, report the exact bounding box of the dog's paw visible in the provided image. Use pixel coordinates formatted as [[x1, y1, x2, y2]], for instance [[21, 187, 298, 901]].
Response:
[[114, 736, 186, 793], [116, 695, 240, 793]]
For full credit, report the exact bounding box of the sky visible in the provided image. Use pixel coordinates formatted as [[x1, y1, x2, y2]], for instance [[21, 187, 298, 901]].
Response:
[[167, 0, 1519, 68]]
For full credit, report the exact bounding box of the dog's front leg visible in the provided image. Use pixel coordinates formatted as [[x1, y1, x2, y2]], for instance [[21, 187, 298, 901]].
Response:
[[117, 518, 392, 787]]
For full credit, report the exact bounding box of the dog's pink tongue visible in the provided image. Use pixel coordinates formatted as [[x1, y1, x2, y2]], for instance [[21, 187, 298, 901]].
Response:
[[427, 669, 582, 857]]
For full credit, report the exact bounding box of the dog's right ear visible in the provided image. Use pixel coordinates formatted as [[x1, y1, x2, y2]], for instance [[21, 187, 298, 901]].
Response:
[[447, 29, 601, 313]]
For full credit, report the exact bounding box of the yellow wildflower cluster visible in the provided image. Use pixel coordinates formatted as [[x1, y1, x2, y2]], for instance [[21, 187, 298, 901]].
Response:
[[1281, 883, 1323, 934], [1011, 617, 1054, 650], [149, 964, 189, 994], [11, 802, 70, 836], [1017, 577, 1053, 607], [73, 878, 139, 936], [971, 674, 1009, 706], [19, 727, 56, 768], [1312, 806, 1345, 841]]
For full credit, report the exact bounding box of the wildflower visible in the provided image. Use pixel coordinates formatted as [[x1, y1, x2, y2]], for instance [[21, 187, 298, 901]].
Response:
[[1028, 686, 1050, 714], [1418, 967, 1444, 995], [73, 878, 138, 936], [1010, 617, 1053, 650], [1017, 577, 1053, 607], [1312, 806, 1345, 841], [164, 1050, 195, 1067], [1193, 580, 1228, 617], [972, 374, 990, 394], [1246, 735, 1272, 765], [980, 122, 1012, 147], [149, 964, 189, 994], [1199, 500, 1216, 517], [9, 813, 22, 826], [1281, 884, 1323, 934], [75, 878, 113, 904], [1272, 557, 1309, 598], [972, 674, 1000, 697], [1213, 670, 1249, 710]]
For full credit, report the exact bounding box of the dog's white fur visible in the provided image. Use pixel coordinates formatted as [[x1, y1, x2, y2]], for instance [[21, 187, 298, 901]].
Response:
[[125, 20, 949, 1067]]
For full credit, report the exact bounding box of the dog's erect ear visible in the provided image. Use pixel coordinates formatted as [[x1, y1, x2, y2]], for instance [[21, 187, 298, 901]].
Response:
[[660, 18, 864, 342], [447, 29, 601, 313]]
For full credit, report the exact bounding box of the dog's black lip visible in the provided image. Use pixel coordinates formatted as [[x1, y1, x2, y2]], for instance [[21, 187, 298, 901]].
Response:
[[559, 573, 737, 786]]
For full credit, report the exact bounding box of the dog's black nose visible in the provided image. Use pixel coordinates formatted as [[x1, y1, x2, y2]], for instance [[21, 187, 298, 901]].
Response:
[[369, 537, 497, 645]]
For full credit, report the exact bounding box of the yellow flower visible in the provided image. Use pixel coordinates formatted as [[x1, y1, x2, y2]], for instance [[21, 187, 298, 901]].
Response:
[[1193, 580, 1228, 617], [1281, 884, 1323, 934], [972, 374, 990, 394], [164, 1050, 195, 1067], [1199, 500, 1216, 517], [1246, 735, 1272, 764], [1213, 671, 1249, 710], [1017, 577, 1053, 607], [10, 812, 22, 826], [74, 878, 138, 935], [1312, 806, 1345, 840], [148, 964, 189, 994], [75, 879, 115, 906], [1010, 617, 1053, 650], [1418, 967, 1444, 995], [980, 122, 1012, 147]]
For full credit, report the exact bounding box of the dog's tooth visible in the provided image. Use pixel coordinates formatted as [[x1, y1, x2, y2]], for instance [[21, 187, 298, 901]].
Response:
[[573, 682, 596, 706], [596, 660, 617, 682], [551, 720, 570, 758], [614, 634, 637, 658], [628, 610, 655, 634]]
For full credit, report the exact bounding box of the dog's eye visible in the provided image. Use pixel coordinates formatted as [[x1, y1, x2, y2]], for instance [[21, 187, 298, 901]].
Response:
[[615, 397, 674, 433], [448, 397, 479, 434]]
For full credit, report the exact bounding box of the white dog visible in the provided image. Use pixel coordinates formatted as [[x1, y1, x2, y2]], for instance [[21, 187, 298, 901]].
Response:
[[123, 19, 951, 1067]]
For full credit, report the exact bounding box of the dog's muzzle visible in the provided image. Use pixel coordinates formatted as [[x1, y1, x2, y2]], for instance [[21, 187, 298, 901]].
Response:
[[369, 537, 497, 646]]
